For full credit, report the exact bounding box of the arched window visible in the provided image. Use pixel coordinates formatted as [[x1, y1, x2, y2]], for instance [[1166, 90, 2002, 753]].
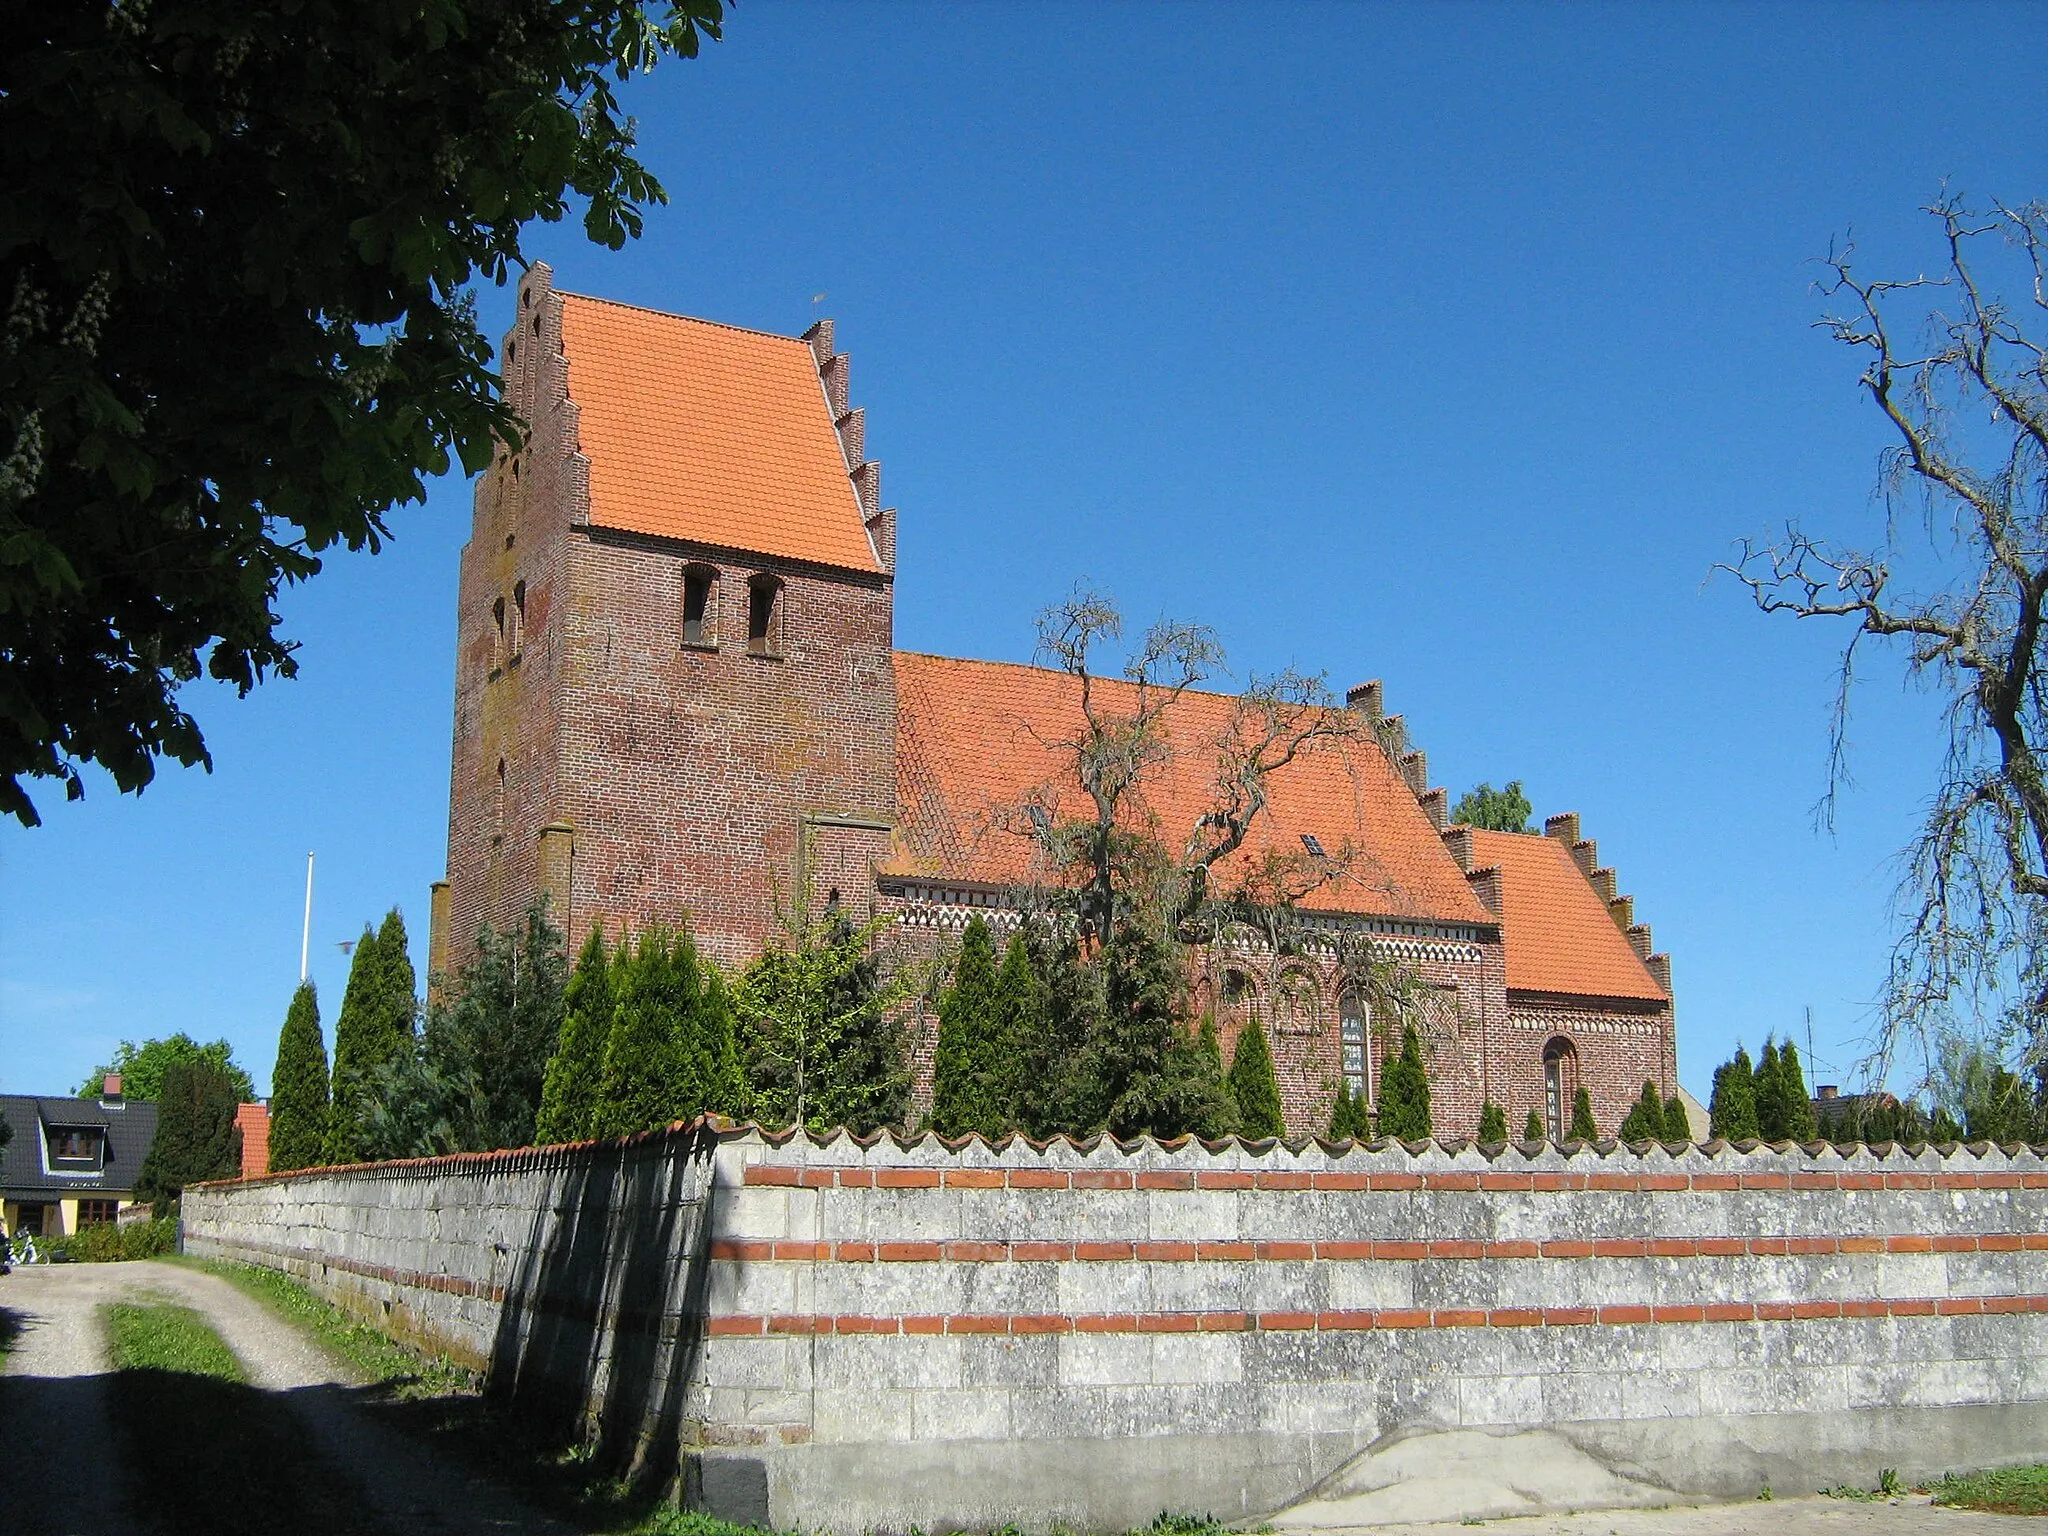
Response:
[[510, 580, 526, 658], [682, 564, 718, 647], [746, 574, 784, 656], [1543, 1037, 1579, 1140], [495, 757, 508, 842], [1339, 992, 1369, 1103], [491, 596, 506, 667]]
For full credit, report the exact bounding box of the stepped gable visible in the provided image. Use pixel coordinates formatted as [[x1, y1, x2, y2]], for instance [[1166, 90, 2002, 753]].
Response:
[[887, 652, 1493, 926], [1463, 826, 1666, 1001], [554, 293, 883, 573]]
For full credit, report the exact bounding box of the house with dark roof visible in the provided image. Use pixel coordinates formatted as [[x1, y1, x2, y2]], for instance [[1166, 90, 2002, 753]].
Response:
[[430, 267, 1678, 1137], [1, 1076, 159, 1237]]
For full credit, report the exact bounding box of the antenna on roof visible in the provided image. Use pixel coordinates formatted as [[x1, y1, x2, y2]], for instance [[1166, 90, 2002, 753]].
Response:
[[811, 291, 828, 306]]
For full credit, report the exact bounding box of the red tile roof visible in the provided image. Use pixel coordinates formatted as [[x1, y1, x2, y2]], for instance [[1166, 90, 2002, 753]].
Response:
[[889, 653, 1493, 926], [556, 295, 881, 574], [1467, 828, 1667, 1000]]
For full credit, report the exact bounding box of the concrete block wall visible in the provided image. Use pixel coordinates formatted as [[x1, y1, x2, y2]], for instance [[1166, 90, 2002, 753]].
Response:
[[185, 1126, 2048, 1532]]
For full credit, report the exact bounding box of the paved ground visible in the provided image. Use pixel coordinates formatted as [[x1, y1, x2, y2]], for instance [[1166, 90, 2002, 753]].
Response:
[[0, 1260, 574, 1535], [1338, 1496, 2042, 1534]]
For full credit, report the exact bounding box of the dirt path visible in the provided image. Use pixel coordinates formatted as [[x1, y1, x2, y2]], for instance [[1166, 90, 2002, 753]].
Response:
[[0, 1261, 577, 1535], [1340, 1496, 2043, 1534]]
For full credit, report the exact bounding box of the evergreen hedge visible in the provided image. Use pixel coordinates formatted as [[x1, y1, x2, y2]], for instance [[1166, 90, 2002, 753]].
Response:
[[1568, 1084, 1598, 1142], [1524, 1107, 1546, 1142], [1709, 1046, 1760, 1140], [1617, 1080, 1666, 1143], [931, 918, 1009, 1138], [1476, 1100, 1508, 1143], [1664, 1094, 1690, 1142], [325, 909, 419, 1163], [1327, 1081, 1370, 1140], [535, 925, 615, 1144], [597, 926, 737, 1138], [1377, 1023, 1431, 1141]]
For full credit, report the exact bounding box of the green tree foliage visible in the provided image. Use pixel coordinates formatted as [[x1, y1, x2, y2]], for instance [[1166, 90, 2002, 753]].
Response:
[[735, 903, 909, 1136], [535, 925, 617, 1145], [1476, 1100, 1508, 1143], [1086, 922, 1237, 1140], [1012, 923, 1104, 1138], [2, 1, 726, 825], [426, 903, 568, 1151], [267, 982, 329, 1172], [1450, 780, 1533, 833], [326, 911, 418, 1163], [1709, 1046, 1760, 1141], [1755, 1038, 1816, 1142], [1328, 1082, 1371, 1141], [135, 1059, 242, 1213], [594, 925, 736, 1138], [1568, 1085, 1598, 1143], [1617, 1081, 1667, 1143], [1941, 1041, 2048, 1143], [1664, 1095, 1691, 1142], [1377, 1024, 1432, 1141], [1524, 1107, 1547, 1142], [76, 1034, 254, 1103], [931, 919, 1011, 1138], [1226, 1013, 1285, 1140]]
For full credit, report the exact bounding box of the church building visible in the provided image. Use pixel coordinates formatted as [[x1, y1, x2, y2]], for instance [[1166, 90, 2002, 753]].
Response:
[[429, 265, 1677, 1138]]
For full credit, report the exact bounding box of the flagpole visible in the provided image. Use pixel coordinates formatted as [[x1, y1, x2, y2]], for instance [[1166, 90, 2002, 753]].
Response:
[[301, 852, 315, 983]]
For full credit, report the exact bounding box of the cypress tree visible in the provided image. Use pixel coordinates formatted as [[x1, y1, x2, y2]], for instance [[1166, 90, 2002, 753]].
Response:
[[1476, 1100, 1508, 1143], [1226, 1013, 1285, 1140], [932, 918, 1007, 1137], [325, 909, 420, 1163], [1775, 1040, 1816, 1141], [1012, 923, 1098, 1138], [596, 927, 728, 1137], [1377, 1023, 1432, 1141], [1664, 1094, 1691, 1142], [1709, 1046, 1760, 1141], [1524, 1107, 1547, 1142], [1617, 1080, 1667, 1143], [136, 1060, 243, 1213], [268, 981, 330, 1172], [1568, 1085, 1598, 1142], [1754, 1040, 1787, 1140], [535, 924, 615, 1144], [1327, 1081, 1369, 1140]]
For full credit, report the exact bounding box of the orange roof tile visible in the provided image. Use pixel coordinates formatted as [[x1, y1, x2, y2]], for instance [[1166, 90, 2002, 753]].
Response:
[[556, 294, 881, 574], [889, 653, 1493, 927], [1467, 828, 1667, 1000]]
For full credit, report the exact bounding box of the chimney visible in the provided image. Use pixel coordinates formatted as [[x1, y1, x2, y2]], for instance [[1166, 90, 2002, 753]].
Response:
[[1442, 825, 1475, 871], [1346, 680, 1382, 717], [1544, 812, 1580, 846], [1818, 1085, 1840, 1101], [101, 1073, 123, 1103]]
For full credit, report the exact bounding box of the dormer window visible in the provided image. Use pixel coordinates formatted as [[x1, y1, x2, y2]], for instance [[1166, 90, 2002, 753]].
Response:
[[746, 575, 784, 657], [46, 1125, 105, 1172], [682, 564, 718, 648]]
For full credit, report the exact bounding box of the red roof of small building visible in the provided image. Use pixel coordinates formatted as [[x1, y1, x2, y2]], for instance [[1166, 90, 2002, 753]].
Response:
[[556, 295, 881, 573], [1467, 828, 1667, 1000], [889, 652, 1493, 927]]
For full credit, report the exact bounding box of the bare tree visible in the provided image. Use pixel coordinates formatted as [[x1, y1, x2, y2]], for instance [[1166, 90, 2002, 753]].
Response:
[[1723, 194, 2048, 1082]]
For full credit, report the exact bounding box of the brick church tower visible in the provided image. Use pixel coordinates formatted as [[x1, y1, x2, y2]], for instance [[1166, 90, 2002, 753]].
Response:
[[432, 267, 899, 980]]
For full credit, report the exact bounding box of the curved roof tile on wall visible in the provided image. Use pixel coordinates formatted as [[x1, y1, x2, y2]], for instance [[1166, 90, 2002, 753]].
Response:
[[889, 652, 1493, 927], [556, 294, 881, 574], [1467, 828, 1667, 1000]]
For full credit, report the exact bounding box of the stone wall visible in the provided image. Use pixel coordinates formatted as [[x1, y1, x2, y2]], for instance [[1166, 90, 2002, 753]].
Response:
[[184, 1126, 2048, 1532]]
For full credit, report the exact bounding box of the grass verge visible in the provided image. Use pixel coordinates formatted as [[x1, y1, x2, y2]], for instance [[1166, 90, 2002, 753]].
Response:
[[103, 1298, 386, 1534], [174, 1254, 477, 1399], [1929, 1463, 2048, 1515]]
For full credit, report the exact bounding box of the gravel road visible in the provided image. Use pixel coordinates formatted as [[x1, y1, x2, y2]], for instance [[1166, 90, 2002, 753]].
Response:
[[0, 1259, 575, 1535]]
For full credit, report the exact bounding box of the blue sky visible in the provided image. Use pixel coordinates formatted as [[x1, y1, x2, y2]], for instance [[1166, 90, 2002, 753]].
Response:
[[3, 2, 2045, 1102]]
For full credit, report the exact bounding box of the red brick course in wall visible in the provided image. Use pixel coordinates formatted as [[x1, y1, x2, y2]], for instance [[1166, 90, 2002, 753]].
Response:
[[437, 282, 1680, 1135]]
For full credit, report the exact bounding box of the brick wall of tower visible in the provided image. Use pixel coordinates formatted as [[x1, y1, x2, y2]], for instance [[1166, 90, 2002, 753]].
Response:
[[554, 535, 896, 970], [443, 266, 581, 982]]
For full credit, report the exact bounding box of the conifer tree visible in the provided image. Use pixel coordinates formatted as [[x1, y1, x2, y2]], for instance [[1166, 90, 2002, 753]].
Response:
[[1772, 1039, 1816, 1141], [597, 926, 738, 1138], [994, 930, 1045, 1096], [1012, 923, 1101, 1138], [268, 981, 329, 1172], [1617, 1080, 1667, 1143], [932, 919, 1008, 1138], [415, 902, 568, 1153], [1476, 1100, 1508, 1143], [1664, 1094, 1691, 1142], [325, 909, 419, 1163], [535, 924, 615, 1144], [1226, 1013, 1285, 1140], [1328, 1081, 1370, 1140], [1709, 1046, 1761, 1141], [1525, 1107, 1547, 1142], [1377, 1023, 1432, 1141], [1086, 921, 1236, 1140], [136, 1060, 243, 1213], [1754, 1040, 1787, 1140], [1568, 1085, 1598, 1142]]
